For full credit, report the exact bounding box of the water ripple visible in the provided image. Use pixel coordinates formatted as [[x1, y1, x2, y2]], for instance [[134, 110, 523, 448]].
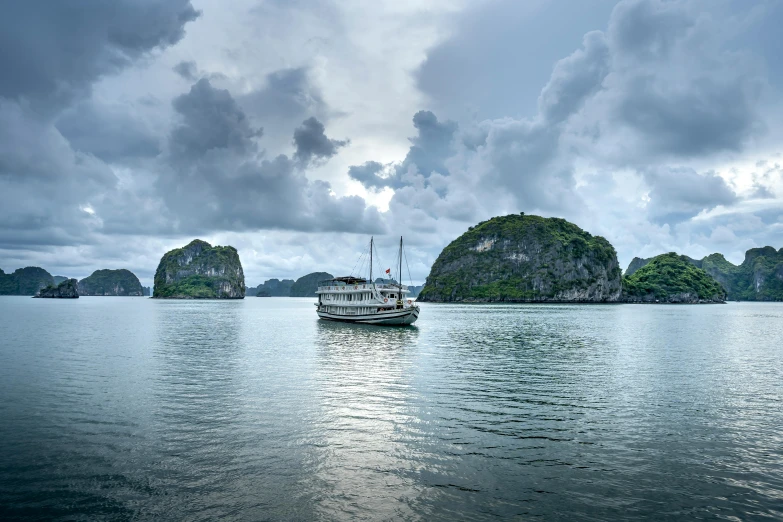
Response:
[[0, 297, 781, 520]]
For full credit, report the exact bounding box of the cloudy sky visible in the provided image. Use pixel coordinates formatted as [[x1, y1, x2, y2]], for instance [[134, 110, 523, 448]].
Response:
[[2, 0, 782, 287]]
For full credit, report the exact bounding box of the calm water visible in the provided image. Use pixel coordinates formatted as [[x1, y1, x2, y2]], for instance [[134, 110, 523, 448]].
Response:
[[0, 297, 781, 521]]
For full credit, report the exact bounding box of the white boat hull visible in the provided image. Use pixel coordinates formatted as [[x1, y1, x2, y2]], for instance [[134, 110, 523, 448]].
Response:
[[317, 306, 419, 326]]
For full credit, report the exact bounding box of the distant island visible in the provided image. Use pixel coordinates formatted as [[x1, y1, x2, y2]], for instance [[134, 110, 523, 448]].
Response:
[[373, 278, 423, 298], [0, 267, 55, 295], [153, 239, 245, 299], [418, 214, 622, 303], [248, 273, 424, 298], [622, 253, 726, 303], [79, 269, 144, 296], [626, 247, 783, 301], [290, 272, 334, 297], [34, 279, 79, 298], [250, 278, 295, 297]]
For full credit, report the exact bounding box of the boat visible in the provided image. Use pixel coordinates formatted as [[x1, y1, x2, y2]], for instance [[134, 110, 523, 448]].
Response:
[[315, 237, 420, 326]]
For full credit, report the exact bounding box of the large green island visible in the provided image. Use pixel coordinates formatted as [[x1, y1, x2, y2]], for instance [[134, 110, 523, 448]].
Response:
[[417, 214, 622, 302], [417, 213, 731, 304]]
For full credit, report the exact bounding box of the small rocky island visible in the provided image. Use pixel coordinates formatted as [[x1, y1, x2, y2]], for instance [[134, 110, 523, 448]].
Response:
[[79, 269, 145, 296], [34, 279, 79, 298], [417, 213, 622, 302], [153, 239, 245, 299], [622, 253, 726, 303]]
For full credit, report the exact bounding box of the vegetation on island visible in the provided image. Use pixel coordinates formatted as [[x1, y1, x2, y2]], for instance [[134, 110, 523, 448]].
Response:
[[0, 267, 55, 295], [622, 253, 726, 302], [153, 239, 245, 299], [418, 213, 622, 302], [79, 269, 144, 296]]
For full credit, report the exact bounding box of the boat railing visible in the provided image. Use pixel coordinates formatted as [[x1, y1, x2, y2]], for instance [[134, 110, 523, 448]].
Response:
[[317, 283, 408, 292]]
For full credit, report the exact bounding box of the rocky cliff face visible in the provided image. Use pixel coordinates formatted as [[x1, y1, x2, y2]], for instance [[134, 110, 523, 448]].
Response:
[[79, 269, 144, 296], [0, 267, 55, 295], [625, 257, 650, 277], [622, 253, 725, 303], [730, 247, 783, 300], [34, 279, 79, 298], [153, 239, 245, 299], [417, 214, 622, 302]]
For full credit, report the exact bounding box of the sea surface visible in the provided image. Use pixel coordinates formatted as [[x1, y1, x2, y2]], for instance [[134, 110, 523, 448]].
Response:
[[0, 297, 781, 521]]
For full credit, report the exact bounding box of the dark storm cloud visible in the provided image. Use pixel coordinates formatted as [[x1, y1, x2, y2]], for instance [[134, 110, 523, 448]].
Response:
[[293, 117, 348, 165], [170, 79, 263, 160], [159, 80, 381, 234], [0, 0, 201, 252], [603, 0, 764, 157], [403, 111, 458, 177], [538, 31, 609, 124], [55, 101, 161, 162], [0, 100, 119, 246], [643, 167, 738, 224], [0, 0, 200, 106], [173, 60, 199, 81], [416, 0, 618, 121], [418, 0, 767, 166], [349, 111, 457, 191], [239, 68, 328, 126]]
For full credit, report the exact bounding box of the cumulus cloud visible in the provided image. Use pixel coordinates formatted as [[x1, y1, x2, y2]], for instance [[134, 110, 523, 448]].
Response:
[[158, 79, 381, 234], [642, 167, 738, 224], [169, 78, 263, 160], [240, 68, 327, 125], [173, 60, 199, 81], [581, 0, 765, 160], [293, 117, 348, 165], [349, 110, 458, 191]]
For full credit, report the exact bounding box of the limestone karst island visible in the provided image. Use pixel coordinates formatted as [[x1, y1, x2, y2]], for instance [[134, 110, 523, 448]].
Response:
[[153, 239, 246, 299], [417, 213, 781, 304]]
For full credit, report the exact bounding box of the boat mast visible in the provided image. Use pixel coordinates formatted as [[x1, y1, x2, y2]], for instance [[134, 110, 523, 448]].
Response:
[[370, 236, 373, 283], [399, 236, 403, 292]]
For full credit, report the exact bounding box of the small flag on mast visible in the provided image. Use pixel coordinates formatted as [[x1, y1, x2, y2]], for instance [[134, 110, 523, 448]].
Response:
[[385, 268, 391, 274]]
